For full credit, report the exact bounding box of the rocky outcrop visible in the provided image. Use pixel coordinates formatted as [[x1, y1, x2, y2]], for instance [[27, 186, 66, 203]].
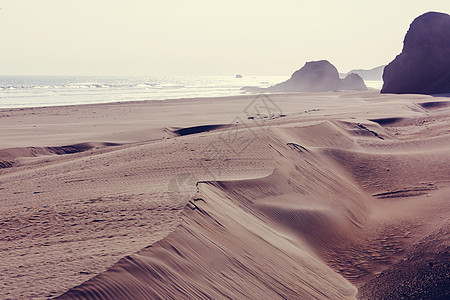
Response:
[[265, 60, 367, 92], [381, 12, 450, 95], [341, 73, 367, 91]]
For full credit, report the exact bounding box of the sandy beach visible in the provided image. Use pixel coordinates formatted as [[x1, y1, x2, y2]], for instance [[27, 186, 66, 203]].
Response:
[[1, 91, 449, 299]]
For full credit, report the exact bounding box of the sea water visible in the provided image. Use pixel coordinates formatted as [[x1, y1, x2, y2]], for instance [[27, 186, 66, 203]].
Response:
[[0, 75, 383, 109]]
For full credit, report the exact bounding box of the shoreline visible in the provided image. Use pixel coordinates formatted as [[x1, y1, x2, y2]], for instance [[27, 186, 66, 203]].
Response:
[[0, 93, 262, 111], [0, 84, 382, 110]]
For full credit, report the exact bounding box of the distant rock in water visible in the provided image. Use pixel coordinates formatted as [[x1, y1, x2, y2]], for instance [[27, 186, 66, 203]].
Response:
[[250, 60, 366, 93], [381, 12, 450, 95], [344, 65, 386, 81], [235, 74, 243, 78]]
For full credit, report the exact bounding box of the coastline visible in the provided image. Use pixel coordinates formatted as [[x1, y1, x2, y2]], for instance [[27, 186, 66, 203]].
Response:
[[0, 75, 382, 110]]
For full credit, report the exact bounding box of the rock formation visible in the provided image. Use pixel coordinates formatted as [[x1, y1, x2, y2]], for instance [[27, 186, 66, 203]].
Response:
[[341, 73, 368, 91], [264, 60, 367, 92], [381, 11, 450, 94]]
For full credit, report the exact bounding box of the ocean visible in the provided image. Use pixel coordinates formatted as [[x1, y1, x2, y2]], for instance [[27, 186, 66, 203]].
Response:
[[0, 76, 383, 109]]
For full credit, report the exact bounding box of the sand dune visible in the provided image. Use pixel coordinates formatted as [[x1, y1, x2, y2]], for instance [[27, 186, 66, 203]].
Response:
[[0, 142, 122, 169], [1, 91, 449, 299]]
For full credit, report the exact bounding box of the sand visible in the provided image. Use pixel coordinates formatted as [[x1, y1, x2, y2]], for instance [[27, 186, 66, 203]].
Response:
[[1, 91, 449, 299]]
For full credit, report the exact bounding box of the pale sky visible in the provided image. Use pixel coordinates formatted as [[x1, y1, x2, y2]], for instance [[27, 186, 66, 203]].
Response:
[[0, 0, 448, 76]]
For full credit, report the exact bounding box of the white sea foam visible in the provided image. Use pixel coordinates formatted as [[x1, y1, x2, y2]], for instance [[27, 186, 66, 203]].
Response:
[[0, 75, 383, 108]]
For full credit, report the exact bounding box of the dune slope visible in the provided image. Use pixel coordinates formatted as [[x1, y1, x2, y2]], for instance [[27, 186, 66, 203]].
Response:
[[58, 98, 449, 299]]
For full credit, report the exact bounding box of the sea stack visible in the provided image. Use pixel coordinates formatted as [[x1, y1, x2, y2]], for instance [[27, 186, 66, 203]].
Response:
[[381, 12, 450, 94], [267, 60, 367, 92], [340, 73, 368, 91]]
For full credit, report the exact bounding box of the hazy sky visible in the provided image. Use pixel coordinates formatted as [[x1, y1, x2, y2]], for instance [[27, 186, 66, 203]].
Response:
[[0, 1, 448, 76]]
